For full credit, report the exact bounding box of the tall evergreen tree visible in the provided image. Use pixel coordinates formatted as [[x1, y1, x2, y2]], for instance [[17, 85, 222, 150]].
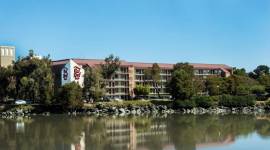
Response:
[[83, 66, 105, 102], [168, 63, 195, 100], [144, 63, 162, 98], [101, 54, 121, 79]]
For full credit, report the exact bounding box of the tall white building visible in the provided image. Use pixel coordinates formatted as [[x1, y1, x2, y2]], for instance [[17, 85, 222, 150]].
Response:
[[0, 46, 15, 67]]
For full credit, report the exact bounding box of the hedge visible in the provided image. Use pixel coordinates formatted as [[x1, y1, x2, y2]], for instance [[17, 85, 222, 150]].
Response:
[[192, 96, 215, 108], [174, 100, 196, 109], [218, 95, 256, 107], [174, 95, 256, 109]]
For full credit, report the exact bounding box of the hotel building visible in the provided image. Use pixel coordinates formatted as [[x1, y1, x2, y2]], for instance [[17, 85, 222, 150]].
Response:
[[0, 46, 15, 68], [52, 59, 233, 99]]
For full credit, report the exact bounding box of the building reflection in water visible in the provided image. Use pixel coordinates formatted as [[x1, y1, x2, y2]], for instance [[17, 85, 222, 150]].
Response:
[[99, 118, 234, 150], [105, 120, 169, 150], [15, 117, 25, 133], [71, 132, 85, 150], [1, 115, 270, 150]]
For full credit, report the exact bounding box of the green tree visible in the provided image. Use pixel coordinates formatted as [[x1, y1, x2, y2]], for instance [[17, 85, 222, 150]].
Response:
[[100, 54, 121, 99], [18, 76, 36, 100], [13, 50, 54, 104], [0, 67, 11, 101], [233, 68, 247, 76], [57, 82, 83, 110], [151, 63, 161, 98], [249, 65, 270, 79], [250, 85, 265, 95], [144, 63, 162, 98], [193, 76, 206, 94], [173, 63, 194, 76], [249, 65, 270, 95], [168, 69, 194, 100], [83, 66, 105, 102], [254, 65, 270, 76], [134, 84, 150, 98], [0, 66, 18, 101], [227, 75, 259, 96], [101, 54, 121, 79], [143, 69, 151, 82], [257, 74, 270, 87], [205, 77, 229, 96], [168, 63, 195, 100]]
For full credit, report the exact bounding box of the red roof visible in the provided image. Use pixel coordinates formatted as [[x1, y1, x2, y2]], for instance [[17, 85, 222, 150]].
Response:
[[52, 58, 232, 70]]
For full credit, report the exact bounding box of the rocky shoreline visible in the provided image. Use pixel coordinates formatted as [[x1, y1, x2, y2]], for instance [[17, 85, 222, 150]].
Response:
[[81, 105, 269, 116], [1, 104, 270, 119]]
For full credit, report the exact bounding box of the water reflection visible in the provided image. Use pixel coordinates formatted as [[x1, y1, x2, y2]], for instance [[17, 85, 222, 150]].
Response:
[[0, 114, 270, 150]]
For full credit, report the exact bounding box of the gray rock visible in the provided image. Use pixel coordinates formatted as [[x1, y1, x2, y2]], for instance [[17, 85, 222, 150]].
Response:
[[136, 109, 141, 115], [119, 108, 125, 114], [131, 110, 137, 115], [114, 109, 119, 114]]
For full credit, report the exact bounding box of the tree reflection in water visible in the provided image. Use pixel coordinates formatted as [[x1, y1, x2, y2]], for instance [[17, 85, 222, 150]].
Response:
[[0, 114, 270, 150]]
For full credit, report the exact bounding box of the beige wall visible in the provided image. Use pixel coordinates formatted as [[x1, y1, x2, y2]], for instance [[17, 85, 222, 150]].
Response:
[[0, 46, 15, 67], [128, 66, 135, 98]]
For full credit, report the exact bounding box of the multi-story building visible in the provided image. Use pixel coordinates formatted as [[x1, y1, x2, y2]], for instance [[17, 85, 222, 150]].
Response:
[[0, 46, 15, 67], [52, 59, 233, 99]]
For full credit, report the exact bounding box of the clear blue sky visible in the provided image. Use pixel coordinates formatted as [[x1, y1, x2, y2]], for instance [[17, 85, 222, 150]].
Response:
[[0, 0, 270, 71]]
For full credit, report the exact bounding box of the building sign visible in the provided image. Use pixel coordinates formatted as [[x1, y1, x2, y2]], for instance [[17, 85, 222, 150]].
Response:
[[63, 67, 68, 80], [74, 66, 81, 80], [61, 59, 85, 87]]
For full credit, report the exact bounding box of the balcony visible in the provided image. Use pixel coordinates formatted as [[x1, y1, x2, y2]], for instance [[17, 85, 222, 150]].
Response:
[[106, 85, 128, 88], [108, 78, 129, 81], [115, 71, 129, 75], [106, 92, 129, 96]]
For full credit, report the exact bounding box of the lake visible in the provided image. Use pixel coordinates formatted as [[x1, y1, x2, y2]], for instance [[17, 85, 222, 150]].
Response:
[[0, 114, 270, 150]]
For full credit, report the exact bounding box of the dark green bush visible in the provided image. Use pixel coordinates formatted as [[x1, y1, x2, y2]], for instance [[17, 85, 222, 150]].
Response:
[[192, 96, 214, 108], [251, 85, 265, 95], [265, 100, 270, 108], [256, 94, 269, 101], [218, 95, 256, 107], [174, 100, 195, 109], [151, 100, 173, 106], [211, 96, 220, 102]]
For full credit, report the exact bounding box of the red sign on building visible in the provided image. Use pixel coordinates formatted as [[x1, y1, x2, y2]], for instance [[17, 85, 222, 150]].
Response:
[[74, 66, 81, 80]]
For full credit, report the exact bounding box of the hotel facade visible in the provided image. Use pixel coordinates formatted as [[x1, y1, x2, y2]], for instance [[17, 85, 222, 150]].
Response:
[[0, 46, 15, 68], [52, 59, 233, 99]]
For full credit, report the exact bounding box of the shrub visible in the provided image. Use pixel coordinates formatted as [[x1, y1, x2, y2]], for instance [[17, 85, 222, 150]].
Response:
[[174, 100, 195, 109], [265, 100, 270, 108], [134, 85, 150, 97], [211, 96, 220, 102], [218, 95, 256, 107], [151, 100, 172, 106], [192, 96, 214, 108], [256, 94, 269, 101], [57, 82, 83, 110], [251, 85, 265, 95], [235, 85, 250, 95]]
